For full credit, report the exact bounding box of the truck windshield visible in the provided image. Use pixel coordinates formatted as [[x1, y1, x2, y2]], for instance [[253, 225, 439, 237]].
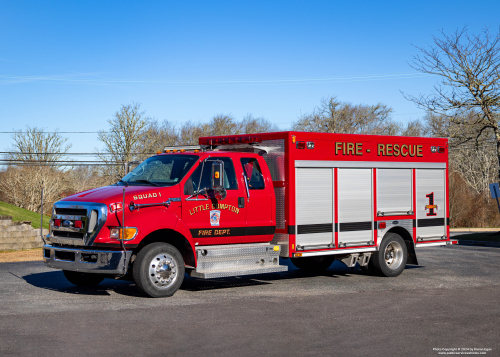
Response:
[[119, 154, 198, 187]]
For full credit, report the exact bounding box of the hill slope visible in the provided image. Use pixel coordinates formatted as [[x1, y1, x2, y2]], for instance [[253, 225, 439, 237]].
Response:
[[0, 201, 51, 229]]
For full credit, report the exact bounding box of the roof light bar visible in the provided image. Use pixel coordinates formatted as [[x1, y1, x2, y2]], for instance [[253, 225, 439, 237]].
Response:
[[199, 136, 263, 146], [163, 145, 204, 153]]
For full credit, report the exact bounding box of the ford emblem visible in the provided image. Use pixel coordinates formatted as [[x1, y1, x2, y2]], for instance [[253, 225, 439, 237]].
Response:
[[62, 220, 72, 228]]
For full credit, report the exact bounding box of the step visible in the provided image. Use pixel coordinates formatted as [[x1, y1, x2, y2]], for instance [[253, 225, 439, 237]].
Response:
[[196, 243, 280, 260], [189, 265, 288, 279], [191, 243, 288, 279]]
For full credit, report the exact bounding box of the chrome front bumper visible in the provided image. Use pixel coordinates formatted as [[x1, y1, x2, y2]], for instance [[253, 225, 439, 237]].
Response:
[[42, 244, 132, 275]]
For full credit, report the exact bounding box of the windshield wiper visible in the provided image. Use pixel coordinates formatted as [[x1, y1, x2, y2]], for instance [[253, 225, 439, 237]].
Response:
[[118, 179, 128, 187], [133, 179, 159, 186]]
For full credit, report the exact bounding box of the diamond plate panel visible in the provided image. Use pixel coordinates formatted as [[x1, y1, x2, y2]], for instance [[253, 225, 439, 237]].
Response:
[[261, 139, 285, 181], [195, 243, 282, 273], [271, 233, 289, 257], [274, 187, 286, 229], [377, 219, 414, 246]]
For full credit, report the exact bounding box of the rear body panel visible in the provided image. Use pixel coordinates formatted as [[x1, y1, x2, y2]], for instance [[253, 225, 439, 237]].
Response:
[[200, 131, 449, 258]]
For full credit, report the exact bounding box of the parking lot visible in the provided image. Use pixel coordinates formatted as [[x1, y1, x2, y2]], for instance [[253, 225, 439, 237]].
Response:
[[0, 244, 499, 356]]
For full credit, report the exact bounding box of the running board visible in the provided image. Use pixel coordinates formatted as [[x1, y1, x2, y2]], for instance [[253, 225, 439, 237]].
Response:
[[188, 243, 288, 279]]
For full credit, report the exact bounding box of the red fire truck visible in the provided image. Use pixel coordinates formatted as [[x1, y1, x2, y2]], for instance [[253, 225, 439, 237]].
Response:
[[43, 131, 456, 297]]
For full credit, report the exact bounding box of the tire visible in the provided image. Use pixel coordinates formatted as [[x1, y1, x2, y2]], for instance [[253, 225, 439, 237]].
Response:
[[291, 255, 335, 272], [132, 243, 185, 298], [63, 270, 105, 287], [369, 233, 407, 277]]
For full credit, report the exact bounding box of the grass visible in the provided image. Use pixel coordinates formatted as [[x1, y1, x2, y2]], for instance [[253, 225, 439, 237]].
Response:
[[0, 201, 50, 230], [453, 232, 500, 243]]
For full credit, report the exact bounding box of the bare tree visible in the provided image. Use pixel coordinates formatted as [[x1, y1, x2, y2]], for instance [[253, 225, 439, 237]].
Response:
[[137, 119, 179, 156], [451, 145, 497, 195], [239, 114, 279, 134], [292, 97, 394, 134], [96, 103, 151, 180], [0, 127, 70, 213], [404, 27, 500, 180], [178, 121, 211, 145], [64, 166, 110, 195], [8, 126, 71, 164]]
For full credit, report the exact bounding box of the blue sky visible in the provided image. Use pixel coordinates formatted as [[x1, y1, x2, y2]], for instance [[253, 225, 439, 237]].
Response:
[[1, 0, 499, 155]]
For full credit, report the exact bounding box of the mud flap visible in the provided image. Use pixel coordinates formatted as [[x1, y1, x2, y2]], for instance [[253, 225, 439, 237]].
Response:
[[404, 239, 419, 265]]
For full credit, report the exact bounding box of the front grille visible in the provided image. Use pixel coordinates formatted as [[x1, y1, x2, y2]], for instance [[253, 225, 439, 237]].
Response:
[[50, 202, 107, 247], [53, 231, 85, 239], [55, 208, 87, 216]]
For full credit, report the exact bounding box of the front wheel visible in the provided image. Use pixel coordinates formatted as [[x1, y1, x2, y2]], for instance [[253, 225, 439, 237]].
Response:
[[63, 270, 105, 287], [368, 233, 407, 277], [132, 243, 185, 298]]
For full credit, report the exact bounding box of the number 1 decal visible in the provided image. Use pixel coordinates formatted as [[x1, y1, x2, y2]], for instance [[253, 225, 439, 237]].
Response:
[[425, 192, 437, 216]]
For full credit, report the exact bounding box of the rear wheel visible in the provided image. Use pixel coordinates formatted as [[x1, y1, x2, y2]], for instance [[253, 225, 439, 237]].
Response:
[[133, 243, 185, 298], [368, 233, 407, 277], [63, 270, 105, 287], [291, 255, 335, 272]]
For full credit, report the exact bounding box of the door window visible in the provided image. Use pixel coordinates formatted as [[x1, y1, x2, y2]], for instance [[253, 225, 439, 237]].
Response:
[[184, 157, 238, 195], [240, 158, 265, 189]]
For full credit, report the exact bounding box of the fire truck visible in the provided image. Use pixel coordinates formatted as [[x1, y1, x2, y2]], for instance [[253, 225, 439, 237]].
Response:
[[43, 131, 456, 297]]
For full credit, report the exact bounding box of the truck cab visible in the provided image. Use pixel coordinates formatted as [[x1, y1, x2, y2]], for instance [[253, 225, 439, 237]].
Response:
[[43, 149, 282, 297]]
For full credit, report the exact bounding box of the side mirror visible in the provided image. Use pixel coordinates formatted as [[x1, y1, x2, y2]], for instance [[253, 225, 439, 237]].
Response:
[[211, 162, 224, 189]]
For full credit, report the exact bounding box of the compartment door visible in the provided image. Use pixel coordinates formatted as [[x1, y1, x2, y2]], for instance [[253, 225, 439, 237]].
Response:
[[416, 169, 446, 241], [338, 168, 373, 246], [295, 168, 334, 249], [377, 169, 413, 216]]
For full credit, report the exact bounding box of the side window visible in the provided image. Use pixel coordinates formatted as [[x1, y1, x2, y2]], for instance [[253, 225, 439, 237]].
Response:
[[240, 158, 265, 190], [184, 157, 238, 195]]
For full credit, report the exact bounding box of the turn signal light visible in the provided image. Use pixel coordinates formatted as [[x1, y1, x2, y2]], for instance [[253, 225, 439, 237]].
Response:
[[110, 227, 138, 241]]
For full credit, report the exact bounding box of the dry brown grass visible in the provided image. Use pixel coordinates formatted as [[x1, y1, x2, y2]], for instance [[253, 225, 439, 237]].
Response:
[[0, 248, 43, 263]]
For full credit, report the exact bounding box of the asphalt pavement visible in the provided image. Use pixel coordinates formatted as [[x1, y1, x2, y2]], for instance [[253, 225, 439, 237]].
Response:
[[0, 245, 499, 357]]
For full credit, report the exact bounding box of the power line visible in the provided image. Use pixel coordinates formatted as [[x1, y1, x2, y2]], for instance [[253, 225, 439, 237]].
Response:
[[0, 160, 127, 163], [0, 132, 103, 134], [0, 151, 156, 155], [0, 163, 124, 166], [0, 72, 430, 85]]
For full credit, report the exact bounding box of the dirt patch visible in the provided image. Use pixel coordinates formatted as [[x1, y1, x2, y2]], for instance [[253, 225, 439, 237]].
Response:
[[0, 248, 43, 263]]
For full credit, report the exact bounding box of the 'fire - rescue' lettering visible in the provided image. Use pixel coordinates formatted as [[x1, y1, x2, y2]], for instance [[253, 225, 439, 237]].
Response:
[[334, 142, 363, 156], [377, 144, 423, 157]]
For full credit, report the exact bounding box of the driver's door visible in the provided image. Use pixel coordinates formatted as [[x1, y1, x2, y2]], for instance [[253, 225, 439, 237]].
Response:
[[182, 157, 248, 245]]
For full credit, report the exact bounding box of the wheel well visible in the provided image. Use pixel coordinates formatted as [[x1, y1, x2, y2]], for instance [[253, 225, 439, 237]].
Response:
[[385, 226, 418, 265], [133, 229, 195, 267]]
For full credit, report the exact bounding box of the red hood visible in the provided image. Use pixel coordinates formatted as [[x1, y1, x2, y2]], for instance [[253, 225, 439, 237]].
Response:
[[61, 185, 180, 206]]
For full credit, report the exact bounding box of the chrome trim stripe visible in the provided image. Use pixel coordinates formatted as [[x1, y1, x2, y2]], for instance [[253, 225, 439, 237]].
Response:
[[299, 247, 377, 257], [295, 160, 446, 169], [415, 242, 449, 248]]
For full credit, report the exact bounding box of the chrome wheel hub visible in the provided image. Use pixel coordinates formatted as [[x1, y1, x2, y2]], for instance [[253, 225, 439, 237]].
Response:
[[384, 242, 403, 270], [148, 253, 177, 289]]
